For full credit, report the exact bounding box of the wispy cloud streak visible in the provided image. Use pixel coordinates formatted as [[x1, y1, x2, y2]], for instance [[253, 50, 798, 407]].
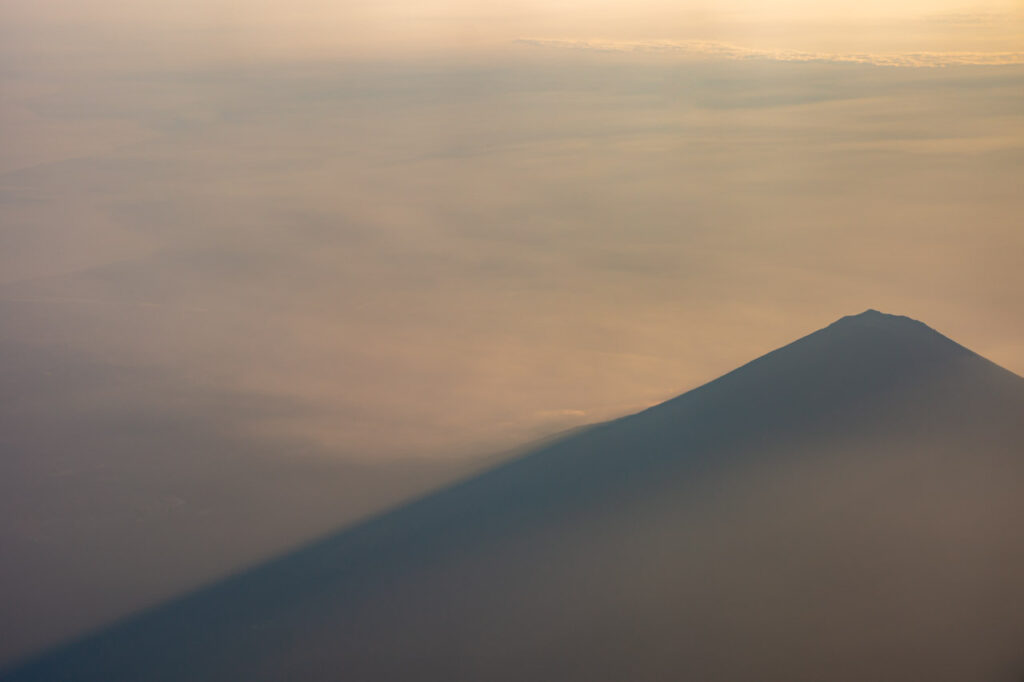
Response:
[[516, 38, 1024, 67]]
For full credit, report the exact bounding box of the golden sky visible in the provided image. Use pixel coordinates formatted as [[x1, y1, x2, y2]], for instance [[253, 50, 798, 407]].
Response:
[[3, 0, 1023, 62], [2, 0, 1022, 456], [1, 0, 1022, 664]]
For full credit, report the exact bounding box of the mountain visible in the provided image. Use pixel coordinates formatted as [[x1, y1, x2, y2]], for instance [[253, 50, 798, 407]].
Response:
[[4, 310, 1023, 681]]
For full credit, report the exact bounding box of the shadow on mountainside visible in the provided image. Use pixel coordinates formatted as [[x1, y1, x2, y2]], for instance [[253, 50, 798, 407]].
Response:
[[4, 311, 1024, 682]]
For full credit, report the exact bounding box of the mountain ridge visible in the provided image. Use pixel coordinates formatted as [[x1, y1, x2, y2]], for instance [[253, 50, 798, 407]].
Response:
[[4, 310, 1023, 682]]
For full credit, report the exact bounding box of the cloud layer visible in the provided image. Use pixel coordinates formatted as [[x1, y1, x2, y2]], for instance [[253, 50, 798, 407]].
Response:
[[2, 44, 1023, 667], [517, 38, 1024, 67]]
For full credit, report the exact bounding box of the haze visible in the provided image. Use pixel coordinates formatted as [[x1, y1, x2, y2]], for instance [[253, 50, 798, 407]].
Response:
[[1, 0, 1022, 667]]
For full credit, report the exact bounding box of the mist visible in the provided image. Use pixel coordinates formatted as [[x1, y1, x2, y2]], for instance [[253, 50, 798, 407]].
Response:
[[5, 311, 1022, 680], [2, 4, 1023, 668]]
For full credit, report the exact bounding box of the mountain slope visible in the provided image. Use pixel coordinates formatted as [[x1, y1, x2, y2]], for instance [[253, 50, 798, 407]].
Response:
[[4, 310, 1023, 681]]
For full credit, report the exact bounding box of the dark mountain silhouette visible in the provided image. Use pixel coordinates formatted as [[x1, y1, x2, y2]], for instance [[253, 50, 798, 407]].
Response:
[[4, 310, 1023, 681]]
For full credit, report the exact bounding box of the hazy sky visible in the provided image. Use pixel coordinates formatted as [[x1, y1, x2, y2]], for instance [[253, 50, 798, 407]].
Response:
[[3, 0, 1023, 59], [1, 0, 1023, 666]]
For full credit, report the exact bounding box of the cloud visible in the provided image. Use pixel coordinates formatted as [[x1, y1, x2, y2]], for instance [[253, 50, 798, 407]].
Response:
[[516, 38, 1024, 67], [3, 50, 1023, 665], [924, 11, 1018, 26], [535, 409, 588, 419]]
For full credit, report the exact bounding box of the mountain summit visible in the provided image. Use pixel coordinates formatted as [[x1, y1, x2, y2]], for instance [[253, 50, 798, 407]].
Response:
[[825, 308, 974, 356], [4, 312, 1023, 682]]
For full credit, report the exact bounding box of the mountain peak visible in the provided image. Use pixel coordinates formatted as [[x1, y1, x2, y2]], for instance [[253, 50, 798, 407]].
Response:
[[836, 308, 921, 327], [852, 308, 897, 319], [824, 309, 949, 343], [653, 308, 983, 428], [5, 310, 1022, 682]]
